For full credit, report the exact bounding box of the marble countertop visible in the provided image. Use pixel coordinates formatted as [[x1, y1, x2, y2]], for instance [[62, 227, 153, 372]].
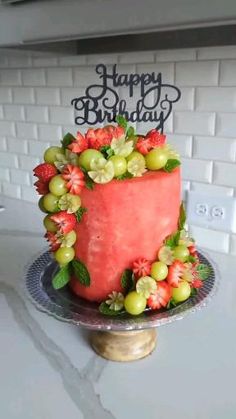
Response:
[[0, 231, 236, 419]]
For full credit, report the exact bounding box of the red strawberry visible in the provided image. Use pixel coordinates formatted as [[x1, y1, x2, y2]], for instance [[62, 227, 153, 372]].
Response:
[[135, 136, 152, 155], [68, 131, 88, 154], [50, 211, 76, 234], [132, 257, 152, 278], [33, 163, 57, 182], [104, 125, 125, 139], [191, 279, 203, 288], [34, 179, 49, 195], [44, 232, 60, 252], [147, 281, 171, 310], [86, 128, 112, 150], [62, 164, 85, 195], [167, 260, 185, 288], [146, 129, 166, 148]]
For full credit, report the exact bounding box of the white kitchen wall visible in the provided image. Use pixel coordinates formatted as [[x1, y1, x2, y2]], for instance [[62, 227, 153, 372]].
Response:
[[0, 46, 236, 255]]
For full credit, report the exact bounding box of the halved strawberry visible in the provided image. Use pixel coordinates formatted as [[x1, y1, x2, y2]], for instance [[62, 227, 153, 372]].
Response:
[[44, 231, 60, 252], [167, 260, 185, 287], [135, 136, 152, 155], [86, 128, 112, 150], [34, 179, 49, 195], [62, 164, 85, 195], [68, 131, 88, 154], [104, 125, 125, 139], [132, 257, 152, 278], [33, 163, 57, 182], [146, 129, 166, 148], [50, 211, 76, 234], [147, 281, 171, 310]]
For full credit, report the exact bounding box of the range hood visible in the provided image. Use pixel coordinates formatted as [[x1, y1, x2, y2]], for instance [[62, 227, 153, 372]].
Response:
[[1, 0, 236, 53]]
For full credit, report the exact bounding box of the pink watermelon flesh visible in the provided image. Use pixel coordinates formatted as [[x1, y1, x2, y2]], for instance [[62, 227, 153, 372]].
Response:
[[70, 168, 181, 302]]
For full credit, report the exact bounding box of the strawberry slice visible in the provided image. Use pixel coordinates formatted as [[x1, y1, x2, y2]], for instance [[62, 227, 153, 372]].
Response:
[[147, 281, 171, 310], [50, 211, 76, 234], [167, 260, 185, 287], [191, 279, 203, 288], [68, 131, 88, 154], [135, 136, 152, 155], [34, 179, 49, 195], [33, 163, 57, 182], [146, 129, 166, 148], [132, 257, 152, 278], [62, 164, 85, 195], [86, 128, 112, 150], [44, 231, 60, 252]]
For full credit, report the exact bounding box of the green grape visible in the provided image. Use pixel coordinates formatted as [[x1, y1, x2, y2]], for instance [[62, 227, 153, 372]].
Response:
[[44, 146, 64, 164], [43, 215, 58, 233], [124, 291, 146, 315], [78, 149, 103, 171], [126, 151, 145, 163], [145, 148, 168, 170], [49, 175, 68, 196], [61, 230, 77, 247], [58, 193, 81, 213], [151, 261, 168, 281], [38, 196, 48, 213], [109, 155, 127, 177], [171, 281, 191, 303], [43, 193, 59, 213], [173, 245, 190, 262], [54, 247, 75, 265]]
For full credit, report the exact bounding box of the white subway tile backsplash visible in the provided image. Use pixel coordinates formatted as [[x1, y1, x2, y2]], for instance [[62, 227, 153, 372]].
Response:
[[0, 69, 21, 86], [196, 87, 236, 112], [181, 158, 213, 183], [0, 152, 18, 168], [87, 54, 118, 64], [60, 87, 84, 106], [156, 49, 196, 62], [38, 124, 62, 141], [216, 113, 236, 137], [198, 46, 236, 60], [22, 69, 46, 86], [0, 120, 15, 136], [16, 122, 37, 139], [213, 162, 236, 187], [175, 61, 219, 86], [174, 112, 215, 135], [59, 56, 87, 66], [73, 67, 101, 86], [230, 234, 236, 255], [189, 225, 230, 253], [32, 56, 58, 67], [191, 182, 234, 197], [137, 63, 174, 83], [220, 60, 236, 85], [10, 168, 30, 185], [28, 140, 50, 156], [0, 137, 7, 151], [0, 87, 12, 103], [167, 134, 192, 157], [193, 136, 236, 162], [13, 87, 35, 104], [182, 180, 191, 200], [35, 87, 60, 105], [7, 138, 28, 154], [7, 55, 32, 68], [21, 185, 38, 203], [119, 52, 155, 64], [18, 155, 40, 171], [173, 87, 194, 111], [3, 105, 25, 121], [25, 105, 48, 123], [0, 55, 8, 68], [2, 182, 21, 199], [0, 168, 10, 181], [0, 105, 3, 119], [49, 106, 74, 124], [47, 68, 73, 86]]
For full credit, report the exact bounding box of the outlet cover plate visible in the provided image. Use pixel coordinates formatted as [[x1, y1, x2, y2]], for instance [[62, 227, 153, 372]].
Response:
[[186, 191, 236, 233]]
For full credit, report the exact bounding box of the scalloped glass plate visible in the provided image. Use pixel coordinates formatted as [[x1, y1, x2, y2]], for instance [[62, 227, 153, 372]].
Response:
[[25, 250, 218, 331]]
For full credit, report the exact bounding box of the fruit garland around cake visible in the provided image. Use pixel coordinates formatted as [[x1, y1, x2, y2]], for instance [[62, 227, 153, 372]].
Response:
[[33, 115, 211, 316]]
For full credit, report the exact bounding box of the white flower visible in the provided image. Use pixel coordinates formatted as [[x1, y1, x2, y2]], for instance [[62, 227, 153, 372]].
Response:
[[88, 157, 114, 184], [179, 229, 194, 247], [111, 135, 134, 157], [106, 291, 124, 311], [158, 245, 174, 265], [54, 150, 79, 172], [127, 156, 147, 177], [163, 144, 180, 160]]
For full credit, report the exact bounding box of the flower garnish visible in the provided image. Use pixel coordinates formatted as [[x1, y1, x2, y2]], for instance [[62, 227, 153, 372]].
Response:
[[68, 131, 88, 154], [62, 164, 85, 195], [34, 179, 49, 195], [132, 258, 152, 278], [157, 246, 174, 265], [163, 144, 180, 160], [127, 156, 147, 177], [54, 149, 80, 172], [58, 193, 81, 214], [111, 136, 134, 157], [146, 129, 166, 148], [88, 157, 114, 184], [105, 125, 125, 139], [86, 128, 112, 150], [178, 230, 195, 247], [135, 136, 152, 155], [136, 276, 157, 299], [106, 291, 124, 311], [44, 231, 60, 252]]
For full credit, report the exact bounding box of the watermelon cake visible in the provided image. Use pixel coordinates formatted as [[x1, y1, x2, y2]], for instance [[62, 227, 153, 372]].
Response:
[[33, 116, 210, 316]]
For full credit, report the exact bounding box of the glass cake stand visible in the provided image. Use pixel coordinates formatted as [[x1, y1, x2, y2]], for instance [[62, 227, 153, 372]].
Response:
[[25, 249, 218, 362]]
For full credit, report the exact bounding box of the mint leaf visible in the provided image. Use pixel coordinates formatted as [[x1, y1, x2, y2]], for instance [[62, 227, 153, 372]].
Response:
[[52, 264, 70, 290], [100, 145, 114, 159], [190, 288, 198, 297], [178, 202, 186, 230], [61, 133, 76, 149], [72, 259, 90, 287], [76, 207, 87, 222], [164, 159, 181, 173], [126, 126, 135, 139], [186, 255, 197, 263], [121, 269, 134, 292], [116, 172, 133, 180], [84, 175, 94, 190], [115, 115, 128, 130], [196, 264, 212, 280], [165, 231, 180, 249], [167, 298, 177, 309], [99, 302, 125, 316]]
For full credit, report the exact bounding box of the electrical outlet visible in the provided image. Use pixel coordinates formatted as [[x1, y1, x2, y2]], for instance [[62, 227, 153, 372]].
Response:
[[186, 191, 236, 233]]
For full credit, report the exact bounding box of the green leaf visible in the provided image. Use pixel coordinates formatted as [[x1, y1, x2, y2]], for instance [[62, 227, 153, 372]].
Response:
[[61, 133, 76, 149], [126, 126, 135, 139], [52, 264, 70, 290], [196, 264, 212, 280], [186, 255, 197, 263], [72, 259, 90, 287], [115, 115, 128, 130], [167, 298, 177, 309], [76, 207, 87, 222], [99, 302, 125, 316], [178, 202, 186, 230], [163, 159, 181, 173], [100, 145, 114, 159], [190, 288, 198, 297], [85, 175, 94, 190], [165, 231, 180, 249], [116, 172, 134, 180], [121, 269, 135, 292]]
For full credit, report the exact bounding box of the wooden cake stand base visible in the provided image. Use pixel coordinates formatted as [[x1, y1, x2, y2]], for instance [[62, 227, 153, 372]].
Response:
[[90, 329, 157, 362]]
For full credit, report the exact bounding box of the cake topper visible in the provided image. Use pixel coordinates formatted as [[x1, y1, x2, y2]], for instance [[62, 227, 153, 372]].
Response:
[[71, 64, 181, 132]]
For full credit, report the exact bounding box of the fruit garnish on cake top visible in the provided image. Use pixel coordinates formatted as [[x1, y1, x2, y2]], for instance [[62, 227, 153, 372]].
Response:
[[33, 115, 211, 316]]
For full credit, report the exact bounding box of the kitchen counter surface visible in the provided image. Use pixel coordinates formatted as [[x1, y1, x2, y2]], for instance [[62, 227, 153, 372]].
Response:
[[0, 231, 235, 419]]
